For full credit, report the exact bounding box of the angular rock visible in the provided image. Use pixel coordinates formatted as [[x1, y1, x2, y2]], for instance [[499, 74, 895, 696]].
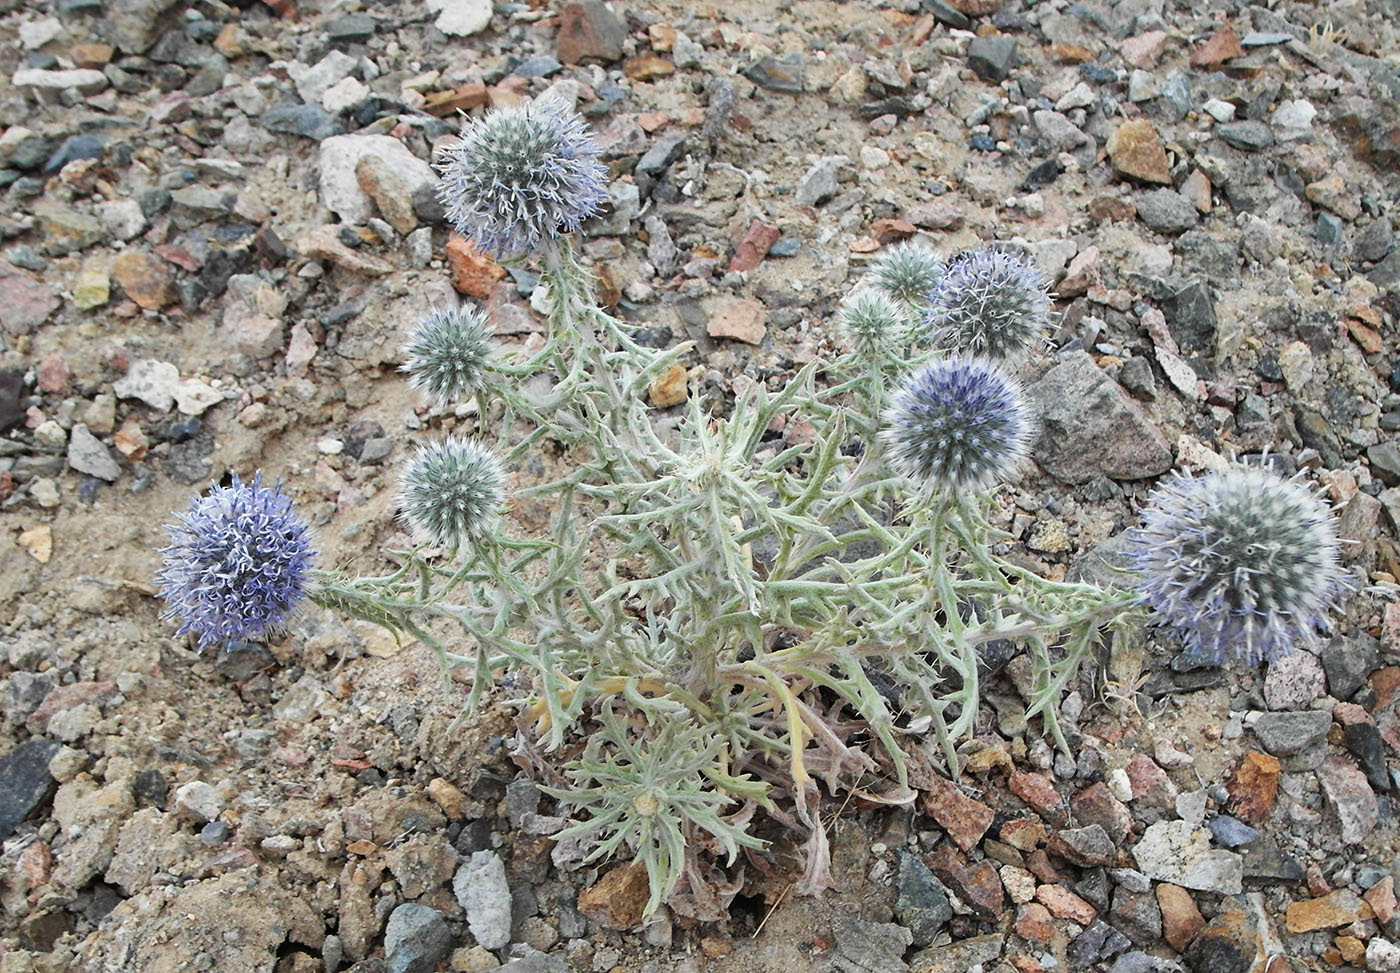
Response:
[[556, 1, 626, 64], [260, 104, 346, 141], [707, 297, 765, 345], [1047, 824, 1117, 867], [743, 54, 806, 93], [426, 0, 492, 36], [1028, 351, 1174, 483], [112, 250, 176, 310], [1107, 120, 1171, 184], [908, 933, 1003, 973], [1183, 895, 1278, 973], [454, 851, 511, 950], [832, 915, 912, 973], [1251, 710, 1330, 756], [1285, 888, 1372, 932], [1156, 883, 1204, 951], [1131, 821, 1242, 894], [0, 262, 59, 335], [1136, 190, 1199, 234], [319, 134, 436, 226], [67, 424, 120, 481], [0, 739, 62, 839], [895, 851, 952, 948], [795, 155, 847, 207], [356, 155, 417, 234], [967, 35, 1018, 83], [384, 904, 451, 973], [295, 226, 394, 276], [1317, 755, 1379, 844], [919, 775, 994, 851], [114, 358, 180, 412]]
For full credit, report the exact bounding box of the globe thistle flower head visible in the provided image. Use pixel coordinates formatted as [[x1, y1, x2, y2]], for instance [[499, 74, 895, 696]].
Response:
[[923, 247, 1049, 361], [838, 289, 907, 357], [401, 306, 494, 405], [1129, 466, 1353, 666], [436, 99, 608, 260], [881, 357, 1033, 492], [870, 241, 944, 317], [399, 437, 506, 549], [157, 474, 314, 651]]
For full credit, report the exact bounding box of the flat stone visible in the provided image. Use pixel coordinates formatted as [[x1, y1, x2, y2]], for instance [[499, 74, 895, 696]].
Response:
[[918, 774, 994, 851], [288, 50, 356, 104], [1216, 120, 1273, 152], [385, 904, 452, 973], [1285, 888, 1372, 932], [426, 0, 492, 36], [556, 0, 625, 64], [707, 297, 765, 345], [112, 250, 175, 310], [319, 134, 436, 226], [260, 104, 345, 141], [355, 155, 417, 234], [444, 234, 505, 296], [1131, 821, 1242, 894], [927, 845, 1003, 921], [795, 155, 847, 207], [1306, 174, 1362, 221], [1262, 651, 1325, 710], [1317, 755, 1379, 845], [1027, 351, 1174, 483], [967, 34, 1018, 83], [832, 915, 911, 973], [743, 54, 806, 93], [33, 201, 104, 255], [454, 851, 511, 949], [1190, 24, 1243, 68], [1207, 815, 1259, 848], [12, 67, 108, 93], [909, 933, 1003, 973], [1136, 189, 1199, 234], [114, 358, 180, 412], [577, 862, 648, 930], [67, 423, 120, 481], [1068, 919, 1133, 969], [0, 739, 62, 839], [895, 851, 952, 948], [1034, 110, 1092, 152], [295, 226, 394, 276], [0, 262, 59, 335], [1047, 824, 1117, 867], [1252, 710, 1331, 756], [173, 781, 225, 824], [1070, 782, 1133, 845], [1107, 120, 1171, 184]]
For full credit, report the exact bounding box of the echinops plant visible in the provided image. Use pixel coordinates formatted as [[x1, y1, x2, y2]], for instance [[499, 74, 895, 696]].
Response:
[[157, 98, 1355, 920]]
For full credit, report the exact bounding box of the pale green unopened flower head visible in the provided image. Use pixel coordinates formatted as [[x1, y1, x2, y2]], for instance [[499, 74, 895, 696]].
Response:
[[401, 307, 494, 405], [871, 241, 944, 317], [399, 437, 506, 548], [839, 289, 907, 357]]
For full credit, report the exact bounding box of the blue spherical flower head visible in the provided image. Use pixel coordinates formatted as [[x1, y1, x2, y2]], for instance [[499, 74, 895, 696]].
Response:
[[881, 357, 1033, 492], [401, 306, 494, 405], [923, 248, 1049, 361], [436, 99, 608, 260], [157, 474, 314, 651], [399, 437, 506, 549], [1129, 466, 1353, 666]]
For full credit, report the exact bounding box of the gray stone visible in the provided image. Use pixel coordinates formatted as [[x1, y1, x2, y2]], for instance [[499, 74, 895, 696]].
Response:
[[1131, 820, 1243, 894], [795, 155, 848, 207], [289, 51, 356, 104], [1208, 815, 1259, 847], [325, 13, 376, 41], [1317, 754, 1380, 844], [67, 423, 120, 481], [5, 671, 55, 726], [636, 134, 687, 178], [743, 53, 805, 93], [1136, 189, 1199, 234], [1027, 351, 1174, 483], [1034, 110, 1092, 151], [1217, 120, 1274, 151], [1370, 250, 1400, 288], [1164, 280, 1216, 355], [0, 739, 61, 839], [384, 904, 452, 973], [1368, 441, 1400, 486], [908, 933, 1003, 973], [894, 850, 952, 947], [1341, 722, 1389, 792], [319, 135, 437, 226], [173, 780, 225, 824], [967, 35, 1018, 83], [499, 951, 568, 973], [1109, 953, 1185, 973], [1357, 219, 1395, 263], [1252, 710, 1331, 756], [1317, 212, 1345, 248], [170, 187, 234, 229], [108, 0, 180, 53], [271, 674, 326, 723], [1320, 635, 1379, 700], [832, 914, 912, 973], [260, 104, 345, 141], [454, 851, 511, 950], [1118, 355, 1156, 399]]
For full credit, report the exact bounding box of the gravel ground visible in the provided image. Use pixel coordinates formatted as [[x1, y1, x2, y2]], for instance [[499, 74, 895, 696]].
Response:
[[1, 0, 1399, 971]]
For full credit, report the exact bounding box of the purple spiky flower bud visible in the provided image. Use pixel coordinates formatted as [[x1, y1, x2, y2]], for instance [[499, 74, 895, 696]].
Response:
[[1129, 466, 1353, 666], [882, 357, 1033, 492], [157, 474, 314, 650], [436, 99, 608, 260], [401, 306, 494, 405], [923, 248, 1049, 360], [399, 437, 506, 549]]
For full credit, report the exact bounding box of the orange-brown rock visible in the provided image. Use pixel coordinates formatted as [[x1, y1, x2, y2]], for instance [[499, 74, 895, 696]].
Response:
[[1190, 24, 1243, 68], [1285, 889, 1373, 933], [1107, 120, 1171, 185], [706, 297, 765, 345], [423, 82, 488, 117], [444, 235, 505, 297], [1157, 883, 1205, 951], [648, 362, 688, 408], [111, 250, 175, 310], [1225, 752, 1280, 826], [578, 862, 649, 930]]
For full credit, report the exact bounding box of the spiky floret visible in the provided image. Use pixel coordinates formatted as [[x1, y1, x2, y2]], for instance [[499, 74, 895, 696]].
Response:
[[398, 437, 505, 548], [157, 474, 314, 650], [838, 289, 907, 357], [436, 98, 608, 260], [401, 306, 494, 405], [881, 357, 1033, 492], [923, 247, 1049, 360], [870, 241, 944, 318], [1129, 466, 1353, 666]]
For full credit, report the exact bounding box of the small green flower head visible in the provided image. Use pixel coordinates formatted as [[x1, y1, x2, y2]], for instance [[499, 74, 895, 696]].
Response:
[[1130, 466, 1353, 666], [882, 357, 1033, 492], [870, 241, 944, 317], [401, 306, 494, 405], [398, 437, 505, 548], [923, 247, 1048, 360], [839, 289, 907, 358]]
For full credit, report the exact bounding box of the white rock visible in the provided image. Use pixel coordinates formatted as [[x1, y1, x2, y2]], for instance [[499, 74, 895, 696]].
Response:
[[1029, 238, 1078, 281], [1272, 99, 1316, 140], [34, 420, 67, 450], [1203, 98, 1235, 122], [427, 0, 493, 36], [1127, 70, 1159, 103], [19, 17, 64, 49], [174, 781, 226, 823], [1032, 110, 1091, 152], [67, 424, 120, 481], [1278, 340, 1313, 391], [317, 134, 436, 225], [859, 145, 891, 170], [289, 51, 357, 105], [272, 674, 326, 723], [1054, 81, 1094, 112], [322, 76, 371, 114], [97, 198, 146, 241], [114, 358, 180, 412], [1106, 767, 1133, 803], [174, 378, 223, 416], [12, 68, 108, 93], [1131, 820, 1242, 894], [1367, 937, 1400, 972], [454, 851, 511, 949]]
